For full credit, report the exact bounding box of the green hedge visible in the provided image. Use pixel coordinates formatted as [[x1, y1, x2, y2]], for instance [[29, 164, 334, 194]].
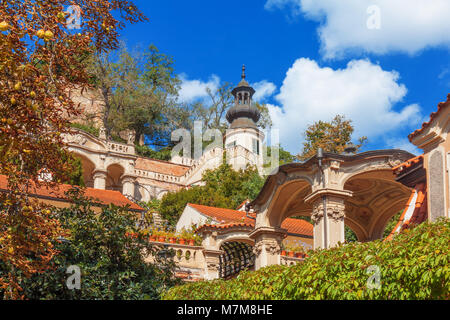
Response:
[[163, 219, 450, 300]]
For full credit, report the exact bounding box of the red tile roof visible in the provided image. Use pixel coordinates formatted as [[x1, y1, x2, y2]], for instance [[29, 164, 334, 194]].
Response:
[[385, 183, 427, 241], [408, 93, 449, 141], [392, 155, 424, 175], [135, 157, 190, 177], [0, 175, 145, 212], [188, 203, 313, 237], [236, 199, 250, 210], [196, 222, 254, 233]]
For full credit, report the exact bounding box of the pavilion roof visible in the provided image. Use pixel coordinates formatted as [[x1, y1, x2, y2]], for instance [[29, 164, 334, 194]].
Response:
[[408, 93, 450, 141]]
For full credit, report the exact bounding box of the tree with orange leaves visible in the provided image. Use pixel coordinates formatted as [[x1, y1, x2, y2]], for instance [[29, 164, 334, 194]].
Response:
[[0, 0, 147, 299]]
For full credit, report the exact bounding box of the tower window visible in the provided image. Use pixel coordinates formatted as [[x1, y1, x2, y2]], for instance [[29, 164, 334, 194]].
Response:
[[252, 139, 260, 155], [227, 141, 236, 149]]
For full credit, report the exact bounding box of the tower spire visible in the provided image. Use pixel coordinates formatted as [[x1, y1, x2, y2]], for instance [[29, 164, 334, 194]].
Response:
[[226, 65, 260, 129]]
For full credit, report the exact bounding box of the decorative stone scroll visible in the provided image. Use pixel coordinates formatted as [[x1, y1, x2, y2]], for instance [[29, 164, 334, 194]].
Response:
[[311, 201, 324, 224], [265, 240, 281, 255], [326, 201, 346, 221], [66, 134, 87, 146]]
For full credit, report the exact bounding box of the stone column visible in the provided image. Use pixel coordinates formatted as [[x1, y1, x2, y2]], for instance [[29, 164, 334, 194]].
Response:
[[249, 227, 287, 270], [203, 249, 222, 280], [305, 189, 352, 249], [121, 175, 136, 197], [92, 170, 107, 190]]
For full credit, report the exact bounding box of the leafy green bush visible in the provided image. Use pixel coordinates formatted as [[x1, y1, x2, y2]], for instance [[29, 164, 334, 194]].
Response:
[[16, 189, 180, 300], [70, 122, 99, 137], [135, 144, 173, 161], [164, 219, 449, 300], [159, 162, 264, 226]]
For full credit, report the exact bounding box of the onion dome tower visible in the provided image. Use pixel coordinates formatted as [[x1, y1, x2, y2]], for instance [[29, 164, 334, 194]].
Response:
[[224, 66, 264, 170], [226, 65, 261, 129]]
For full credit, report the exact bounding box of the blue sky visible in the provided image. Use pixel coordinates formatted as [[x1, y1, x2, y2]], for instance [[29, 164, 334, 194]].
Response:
[[118, 0, 450, 155]]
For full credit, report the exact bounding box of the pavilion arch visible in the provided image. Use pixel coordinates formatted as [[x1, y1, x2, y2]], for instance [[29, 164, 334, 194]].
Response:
[[344, 216, 369, 242], [218, 240, 255, 279], [106, 163, 125, 192], [343, 169, 411, 241], [196, 223, 256, 280], [264, 177, 313, 228], [69, 151, 96, 188]]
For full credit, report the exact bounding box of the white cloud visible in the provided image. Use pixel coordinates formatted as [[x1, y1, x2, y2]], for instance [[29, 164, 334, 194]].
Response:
[[252, 80, 277, 101], [178, 74, 220, 103], [265, 0, 450, 59], [267, 58, 422, 154], [385, 137, 421, 156]]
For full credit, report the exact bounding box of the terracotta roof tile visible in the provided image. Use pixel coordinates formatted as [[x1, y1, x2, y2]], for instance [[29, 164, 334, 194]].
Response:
[[135, 157, 190, 177], [196, 222, 254, 233], [236, 199, 250, 210], [393, 155, 424, 175], [188, 203, 313, 237], [0, 175, 144, 211], [408, 93, 449, 141]]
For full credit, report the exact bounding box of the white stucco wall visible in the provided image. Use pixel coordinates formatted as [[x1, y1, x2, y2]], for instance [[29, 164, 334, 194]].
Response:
[[176, 205, 216, 232]]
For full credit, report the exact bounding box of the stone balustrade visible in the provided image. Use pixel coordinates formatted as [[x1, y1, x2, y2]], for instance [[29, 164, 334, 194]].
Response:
[[280, 255, 305, 266], [145, 242, 206, 280], [107, 141, 134, 155], [134, 169, 182, 184]]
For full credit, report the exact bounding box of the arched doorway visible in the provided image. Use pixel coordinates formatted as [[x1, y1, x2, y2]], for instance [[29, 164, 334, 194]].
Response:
[[343, 170, 411, 241], [106, 163, 125, 192], [71, 152, 96, 188]]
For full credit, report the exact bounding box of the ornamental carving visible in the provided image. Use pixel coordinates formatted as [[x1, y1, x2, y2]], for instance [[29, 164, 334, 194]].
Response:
[[311, 202, 324, 224], [265, 240, 281, 255], [253, 242, 263, 256], [388, 157, 402, 168], [326, 202, 346, 221], [330, 161, 340, 170], [277, 171, 287, 185], [67, 134, 87, 146], [206, 262, 219, 270]]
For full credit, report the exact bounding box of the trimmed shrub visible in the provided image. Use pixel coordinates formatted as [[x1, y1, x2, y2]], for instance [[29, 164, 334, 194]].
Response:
[[164, 219, 449, 300]]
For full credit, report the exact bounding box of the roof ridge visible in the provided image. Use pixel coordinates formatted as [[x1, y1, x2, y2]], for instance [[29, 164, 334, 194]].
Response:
[[408, 93, 450, 140]]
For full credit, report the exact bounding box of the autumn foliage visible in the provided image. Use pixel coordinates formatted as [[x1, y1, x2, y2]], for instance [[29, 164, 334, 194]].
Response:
[[298, 115, 367, 160], [0, 0, 146, 299]]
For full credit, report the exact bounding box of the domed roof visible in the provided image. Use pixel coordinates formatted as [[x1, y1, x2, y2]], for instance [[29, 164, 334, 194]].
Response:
[[226, 65, 261, 129], [226, 104, 261, 128]]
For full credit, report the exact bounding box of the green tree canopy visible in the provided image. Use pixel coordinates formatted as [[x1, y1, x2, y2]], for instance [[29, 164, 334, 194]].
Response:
[[158, 160, 265, 226], [88, 44, 183, 146], [299, 115, 367, 161], [12, 189, 179, 300]]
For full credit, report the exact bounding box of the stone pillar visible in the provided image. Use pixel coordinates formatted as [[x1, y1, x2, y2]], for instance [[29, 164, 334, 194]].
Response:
[[203, 249, 222, 280], [428, 150, 446, 221], [121, 175, 136, 197], [305, 189, 351, 249], [249, 227, 286, 270], [92, 170, 107, 190]]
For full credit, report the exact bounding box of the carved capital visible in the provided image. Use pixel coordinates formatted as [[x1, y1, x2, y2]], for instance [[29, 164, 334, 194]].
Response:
[[265, 240, 281, 255], [326, 202, 346, 221], [253, 242, 263, 256], [253, 239, 281, 256], [311, 201, 324, 224], [92, 170, 107, 179], [206, 261, 219, 270]]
